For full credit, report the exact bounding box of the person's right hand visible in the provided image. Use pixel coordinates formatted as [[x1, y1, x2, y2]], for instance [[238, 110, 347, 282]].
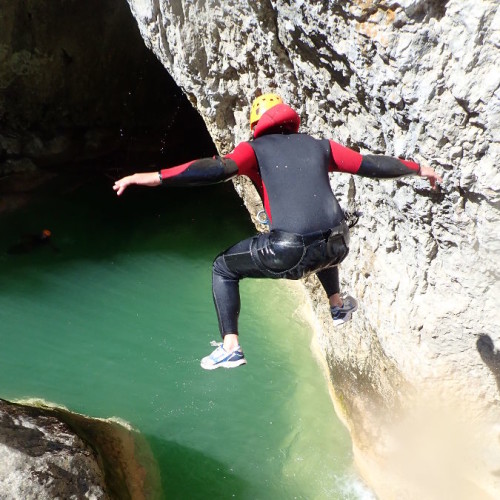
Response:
[[419, 166, 443, 190]]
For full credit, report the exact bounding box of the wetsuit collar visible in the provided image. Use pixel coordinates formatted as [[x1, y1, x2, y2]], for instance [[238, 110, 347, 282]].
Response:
[[252, 103, 300, 139]]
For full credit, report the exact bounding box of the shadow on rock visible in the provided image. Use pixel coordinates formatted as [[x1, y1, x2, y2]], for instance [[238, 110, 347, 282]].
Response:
[[477, 334, 500, 392]]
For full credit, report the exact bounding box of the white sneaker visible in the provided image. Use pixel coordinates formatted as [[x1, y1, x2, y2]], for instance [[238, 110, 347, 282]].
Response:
[[200, 341, 247, 370]]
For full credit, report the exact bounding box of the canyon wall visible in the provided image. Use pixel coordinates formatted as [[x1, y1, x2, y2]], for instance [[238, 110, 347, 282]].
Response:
[[126, 1, 500, 498]]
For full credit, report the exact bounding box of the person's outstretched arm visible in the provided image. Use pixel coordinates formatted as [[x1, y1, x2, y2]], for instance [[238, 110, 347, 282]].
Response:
[[328, 140, 442, 190], [113, 142, 259, 196], [113, 156, 238, 196]]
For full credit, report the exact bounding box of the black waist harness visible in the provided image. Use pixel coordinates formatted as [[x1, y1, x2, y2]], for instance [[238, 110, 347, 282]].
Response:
[[301, 220, 349, 247], [250, 221, 349, 280]]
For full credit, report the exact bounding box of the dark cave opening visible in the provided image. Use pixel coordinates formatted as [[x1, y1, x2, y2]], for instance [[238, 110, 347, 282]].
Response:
[[0, 0, 216, 211]]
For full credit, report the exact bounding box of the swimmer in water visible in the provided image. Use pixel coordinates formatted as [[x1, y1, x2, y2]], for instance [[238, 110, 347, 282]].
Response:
[[7, 229, 57, 255]]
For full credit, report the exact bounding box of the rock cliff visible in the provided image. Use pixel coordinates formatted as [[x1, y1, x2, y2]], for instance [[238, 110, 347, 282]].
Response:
[[126, 1, 500, 498]]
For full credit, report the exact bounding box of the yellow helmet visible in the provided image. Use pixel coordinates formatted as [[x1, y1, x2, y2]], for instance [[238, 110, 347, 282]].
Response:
[[250, 93, 283, 130]]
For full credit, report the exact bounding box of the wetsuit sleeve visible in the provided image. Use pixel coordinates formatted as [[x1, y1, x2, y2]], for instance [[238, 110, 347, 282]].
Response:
[[159, 142, 258, 186], [328, 140, 420, 178], [159, 156, 239, 186]]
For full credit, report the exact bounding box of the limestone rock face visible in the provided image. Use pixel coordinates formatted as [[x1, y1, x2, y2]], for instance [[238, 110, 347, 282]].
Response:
[[126, 1, 499, 498]]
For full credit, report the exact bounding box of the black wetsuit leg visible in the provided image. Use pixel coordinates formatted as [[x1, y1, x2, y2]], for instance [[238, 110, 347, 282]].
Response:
[[316, 266, 340, 298], [212, 228, 349, 336]]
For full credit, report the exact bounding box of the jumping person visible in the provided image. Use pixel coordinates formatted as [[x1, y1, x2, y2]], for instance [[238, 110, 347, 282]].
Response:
[[113, 94, 442, 370]]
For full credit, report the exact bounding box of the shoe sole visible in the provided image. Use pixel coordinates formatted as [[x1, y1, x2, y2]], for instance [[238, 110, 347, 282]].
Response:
[[200, 358, 247, 370]]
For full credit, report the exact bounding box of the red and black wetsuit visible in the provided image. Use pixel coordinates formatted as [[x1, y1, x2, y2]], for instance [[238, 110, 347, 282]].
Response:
[[159, 104, 420, 336]]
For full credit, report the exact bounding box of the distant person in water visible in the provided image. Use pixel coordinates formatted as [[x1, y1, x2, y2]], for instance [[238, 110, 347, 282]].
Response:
[[7, 229, 56, 255], [113, 94, 442, 370]]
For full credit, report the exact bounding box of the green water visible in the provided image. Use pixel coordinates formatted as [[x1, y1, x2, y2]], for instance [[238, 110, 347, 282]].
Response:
[[0, 178, 373, 499]]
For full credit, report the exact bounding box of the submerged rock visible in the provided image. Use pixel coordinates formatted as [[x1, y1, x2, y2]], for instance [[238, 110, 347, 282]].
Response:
[[0, 398, 161, 500]]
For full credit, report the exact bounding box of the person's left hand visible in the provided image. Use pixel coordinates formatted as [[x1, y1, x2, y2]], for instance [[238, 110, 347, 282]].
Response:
[[113, 175, 136, 196], [113, 172, 161, 196]]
